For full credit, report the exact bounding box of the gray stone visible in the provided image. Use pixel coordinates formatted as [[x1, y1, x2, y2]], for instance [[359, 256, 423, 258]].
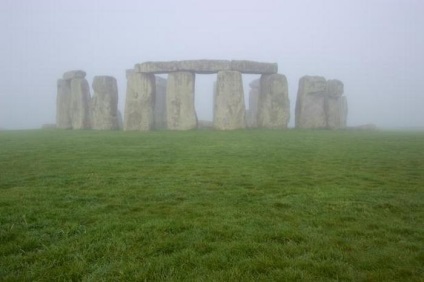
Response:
[[166, 72, 197, 130], [230, 60, 278, 74], [124, 72, 155, 131], [135, 61, 179, 74], [326, 80, 347, 129], [214, 71, 246, 130], [177, 60, 231, 74], [117, 110, 123, 130], [135, 60, 278, 74], [327, 79, 344, 97], [63, 70, 86, 80], [340, 96, 348, 128], [56, 79, 72, 129], [257, 74, 290, 129], [69, 78, 91, 129], [91, 76, 119, 130], [136, 60, 231, 74], [154, 76, 168, 129], [295, 76, 327, 129], [247, 79, 260, 128]]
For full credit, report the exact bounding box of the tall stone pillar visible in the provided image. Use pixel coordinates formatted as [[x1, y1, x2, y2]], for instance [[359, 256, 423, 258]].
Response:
[[214, 71, 246, 130], [91, 76, 119, 130], [124, 72, 155, 131], [257, 74, 290, 129], [166, 71, 197, 130], [295, 76, 327, 129], [57, 70, 91, 129], [56, 79, 72, 129], [326, 80, 347, 129], [340, 96, 348, 128], [247, 79, 260, 128], [154, 76, 168, 129], [70, 77, 91, 129]]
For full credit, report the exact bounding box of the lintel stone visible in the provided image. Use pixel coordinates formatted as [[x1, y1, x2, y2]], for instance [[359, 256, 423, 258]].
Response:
[[135, 60, 277, 74], [63, 70, 86, 80], [230, 60, 278, 74], [135, 61, 179, 74]]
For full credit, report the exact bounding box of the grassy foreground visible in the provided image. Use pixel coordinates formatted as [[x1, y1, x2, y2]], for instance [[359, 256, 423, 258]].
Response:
[[0, 129, 423, 281]]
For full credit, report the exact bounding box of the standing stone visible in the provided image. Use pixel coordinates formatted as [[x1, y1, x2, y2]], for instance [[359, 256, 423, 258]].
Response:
[[166, 72, 197, 130], [124, 72, 155, 131], [91, 76, 119, 130], [56, 79, 72, 129], [154, 76, 168, 129], [257, 74, 290, 129], [214, 71, 246, 130], [295, 76, 327, 129], [340, 96, 348, 128], [326, 79, 346, 129], [247, 79, 260, 128], [117, 110, 123, 130], [70, 78, 91, 129]]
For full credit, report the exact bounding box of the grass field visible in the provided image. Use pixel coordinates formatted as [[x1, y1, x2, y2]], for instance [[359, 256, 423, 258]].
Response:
[[0, 129, 423, 281]]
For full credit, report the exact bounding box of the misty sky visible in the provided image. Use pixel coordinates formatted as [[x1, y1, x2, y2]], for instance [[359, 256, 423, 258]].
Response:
[[0, 0, 423, 129]]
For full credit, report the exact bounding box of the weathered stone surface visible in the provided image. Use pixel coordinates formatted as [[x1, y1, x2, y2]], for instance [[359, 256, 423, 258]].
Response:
[[214, 71, 246, 130], [296, 76, 348, 129], [295, 76, 327, 129], [124, 73, 155, 131], [247, 79, 260, 128], [135, 60, 277, 74], [70, 78, 91, 129], [340, 96, 348, 128], [178, 60, 231, 74], [135, 61, 179, 74], [136, 60, 231, 74], [166, 72, 197, 130], [257, 74, 290, 128], [117, 110, 123, 130], [63, 70, 86, 80], [327, 79, 344, 97], [230, 60, 278, 74], [326, 80, 347, 129], [154, 76, 167, 129], [91, 76, 119, 130], [56, 79, 72, 129]]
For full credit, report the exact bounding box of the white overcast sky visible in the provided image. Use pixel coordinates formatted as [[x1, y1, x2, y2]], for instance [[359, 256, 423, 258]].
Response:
[[0, 0, 423, 129]]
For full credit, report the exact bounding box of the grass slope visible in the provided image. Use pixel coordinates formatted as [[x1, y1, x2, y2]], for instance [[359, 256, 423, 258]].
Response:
[[0, 129, 423, 281]]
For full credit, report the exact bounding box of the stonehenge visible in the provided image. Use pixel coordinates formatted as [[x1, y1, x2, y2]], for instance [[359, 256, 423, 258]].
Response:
[[257, 74, 290, 129], [247, 79, 260, 128], [91, 76, 119, 130], [166, 72, 197, 130], [154, 76, 167, 129], [135, 60, 277, 74], [56, 60, 349, 132], [56, 70, 91, 129], [295, 76, 348, 129], [124, 72, 155, 131], [214, 71, 246, 130]]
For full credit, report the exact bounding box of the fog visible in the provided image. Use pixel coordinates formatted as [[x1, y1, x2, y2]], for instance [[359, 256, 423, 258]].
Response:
[[1, 0, 423, 129]]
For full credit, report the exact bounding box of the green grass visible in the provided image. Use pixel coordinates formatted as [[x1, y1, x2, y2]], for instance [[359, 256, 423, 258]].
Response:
[[0, 129, 423, 281]]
